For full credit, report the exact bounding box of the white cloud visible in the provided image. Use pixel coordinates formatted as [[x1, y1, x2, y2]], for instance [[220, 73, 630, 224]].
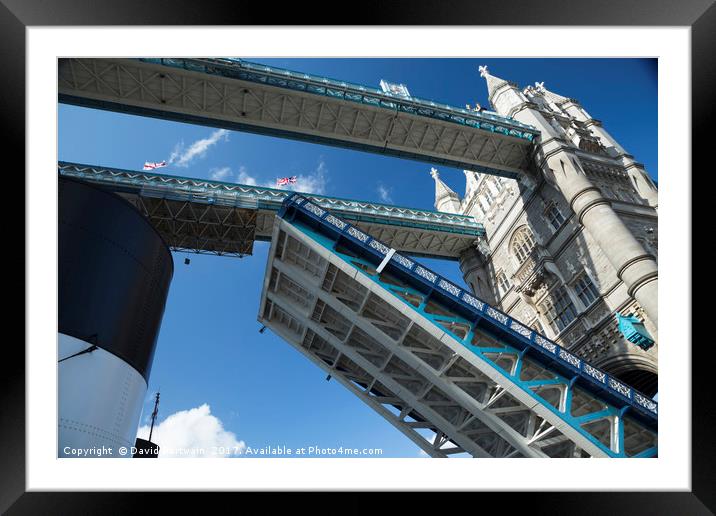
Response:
[[209, 166, 232, 181], [137, 403, 246, 458], [236, 165, 258, 186], [207, 165, 256, 185], [377, 182, 393, 203], [169, 129, 229, 167]]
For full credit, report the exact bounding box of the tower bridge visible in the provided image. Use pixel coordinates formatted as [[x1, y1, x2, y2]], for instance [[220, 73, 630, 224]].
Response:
[[59, 161, 484, 260], [58, 59, 659, 459], [58, 58, 538, 179]]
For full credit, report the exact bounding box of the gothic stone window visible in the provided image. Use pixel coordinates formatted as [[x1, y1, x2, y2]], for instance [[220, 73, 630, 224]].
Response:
[[574, 273, 599, 307], [511, 226, 536, 265], [540, 287, 578, 334], [496, 271, 511, 296], [546, 203, 566, 231]]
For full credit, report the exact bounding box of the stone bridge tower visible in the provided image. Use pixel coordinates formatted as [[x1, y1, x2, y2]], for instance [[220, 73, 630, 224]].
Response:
[[432, 66, 659, 396]]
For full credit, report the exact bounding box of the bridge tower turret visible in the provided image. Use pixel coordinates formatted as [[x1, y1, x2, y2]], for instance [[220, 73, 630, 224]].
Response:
[[430, 167, 462, 214], [481, 66, 658, 333], [451, 65, 659, 396]]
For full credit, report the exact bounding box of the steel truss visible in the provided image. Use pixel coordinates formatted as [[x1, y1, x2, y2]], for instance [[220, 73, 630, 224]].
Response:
[[58, 58, 535, 177], [126, 195, 256, 257], [59, 162, 483, 259], [257, 197, 657, 458]]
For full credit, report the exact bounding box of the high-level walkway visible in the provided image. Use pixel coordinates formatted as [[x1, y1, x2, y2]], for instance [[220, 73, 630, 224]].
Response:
[[59, 161, 484, 260], [258, 194, 658, 458], [58, 58, 538, 178]]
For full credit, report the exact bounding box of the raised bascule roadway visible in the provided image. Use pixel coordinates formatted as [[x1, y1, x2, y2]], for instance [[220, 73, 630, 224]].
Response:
[[259, 194, 657, 458], [58, 58, 658, 458]]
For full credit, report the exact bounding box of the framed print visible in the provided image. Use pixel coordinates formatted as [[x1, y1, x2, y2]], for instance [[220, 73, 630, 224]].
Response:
[[7, 0, 710, 513]]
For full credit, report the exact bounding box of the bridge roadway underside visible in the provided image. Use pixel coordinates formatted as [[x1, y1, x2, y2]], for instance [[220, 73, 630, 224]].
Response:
[[120, 193, 478, 259], [58, 58, 535, 178], [60, 162, 484, 260], [258, 216, 658, 458], [117, 194, 479, 259]]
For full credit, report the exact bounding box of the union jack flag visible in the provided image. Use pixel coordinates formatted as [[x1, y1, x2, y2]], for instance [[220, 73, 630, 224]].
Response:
[[276, 176, 297, 187], [143, 161, 167, 170]]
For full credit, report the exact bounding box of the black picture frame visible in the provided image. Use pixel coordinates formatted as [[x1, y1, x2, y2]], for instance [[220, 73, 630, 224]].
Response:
[[5, 0, 709, 513]]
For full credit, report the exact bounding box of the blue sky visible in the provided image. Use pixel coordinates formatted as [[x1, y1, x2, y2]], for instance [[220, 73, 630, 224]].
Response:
[[58, 58, 657, 458]]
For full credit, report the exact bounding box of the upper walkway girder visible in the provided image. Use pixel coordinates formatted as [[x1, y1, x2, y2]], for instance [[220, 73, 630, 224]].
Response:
[[59, 162, 484, 260], [58, 58, 538, 178]]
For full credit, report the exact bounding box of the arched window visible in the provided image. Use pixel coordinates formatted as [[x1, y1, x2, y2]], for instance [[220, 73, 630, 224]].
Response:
[[539, 287, 578, 334], [574, 273, 599, 307], [496, 271, 511, 296], [511, 226, 536, 264], [545, 203, 565, 231]]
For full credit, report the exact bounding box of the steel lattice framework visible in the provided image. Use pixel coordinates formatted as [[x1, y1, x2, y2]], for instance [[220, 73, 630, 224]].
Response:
[[257, 194, 658, 458], [59, 162, 484, 260], [58, 58, 538, 178]]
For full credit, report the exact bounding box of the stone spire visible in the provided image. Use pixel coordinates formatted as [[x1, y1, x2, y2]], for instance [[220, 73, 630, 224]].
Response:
[[478, 65, 525, 116], [478, 65, 511, 101], [533, 81, 570, 104], [430, 167, 461, 213], [531, 80, 595, 124]]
